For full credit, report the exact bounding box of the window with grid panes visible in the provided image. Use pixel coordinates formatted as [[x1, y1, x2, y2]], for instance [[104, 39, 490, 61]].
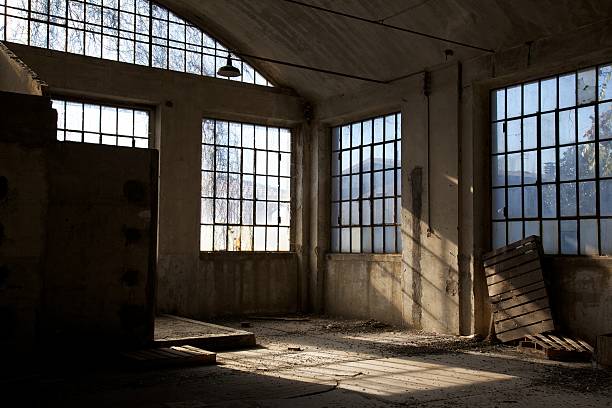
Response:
[[52, 98, 150, 147], [0, 0, 271, 86], [330, 113, 402, 253], [491, 63, 612, 255], [200, 119, 291, 252]]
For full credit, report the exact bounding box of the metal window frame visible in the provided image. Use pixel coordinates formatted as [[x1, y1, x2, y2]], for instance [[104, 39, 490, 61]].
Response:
[[200, 118, 292, 252], [1, 0, 272, 86], [330, 112, 402, 254], [490, 63, 612, 256], [51, 95, 154, 149]]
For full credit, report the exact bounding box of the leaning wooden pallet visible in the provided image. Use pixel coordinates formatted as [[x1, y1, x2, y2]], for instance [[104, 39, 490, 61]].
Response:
[[483, 236, 555, 343]]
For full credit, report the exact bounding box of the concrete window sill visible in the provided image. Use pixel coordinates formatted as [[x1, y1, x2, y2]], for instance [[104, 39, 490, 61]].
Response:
[[326, 253, 402, 262], [199, 251, 296, 260]]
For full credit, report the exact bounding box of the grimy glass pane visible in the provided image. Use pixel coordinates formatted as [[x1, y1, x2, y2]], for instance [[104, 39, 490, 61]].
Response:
[[600, 141, 612, 177], [507, 85, 521, 118], [492, 222, 506, 249], [492, 188, 505, 220], [601, 180, 612, 216], [362, 227, 372, 252], [523, 82, 539, 115], [599, 65, 612, 101], [559, 146, 576, 181], [542, 184, 557, 218], [560, 182, 576, 217], [525, 221, 540, 238], [200, 225, 213, 251], [243, 150, 256, 175], [331, 228, 340, 252], [351, 122, 361, 147], [579, 181, 596, 216], [351, 201, 359, 225], [523, 151, 537, 184], [492, 122, 505, 154], [559, 109, 576, 145], [541, 112, 556, 147], [578, 106, 595, 141], [560, 220, 578, 254], [384, 226, 395, 253], [373, 227, 384, 253], [507, 119, 521, 151], [523, 116, 537, 150], [492, 89, 505, 121], [351, 227, 361, 253], [580, 219, 598, 255], [362, 200, 371, 225], [507, 153, 521, 185], [524, 186, 538, 218], [507, 187, 522, 218], [492, 155, 506, 186], [559, 73, 576, 109], [577, 68, 596, 105], [341, 202, 350, 225], [541, 78, 557, 112], [598, 102, 612, 140], [508, 221, 522, 244], [362, 120, 373, 145], [542, 220, 558, 254], [541, 148, 556, 182], [341, 228, 350, 252], [578, 143, 595, 179], [601, 219, 612, 255]]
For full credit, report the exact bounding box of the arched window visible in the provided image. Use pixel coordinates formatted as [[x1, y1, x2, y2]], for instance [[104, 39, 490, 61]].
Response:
[[0, 0, 272, 86]]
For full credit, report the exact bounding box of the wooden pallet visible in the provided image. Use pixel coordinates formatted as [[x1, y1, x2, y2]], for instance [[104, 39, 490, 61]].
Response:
[[121, 345, 216, 367], [483, 236, 555, 342], [518, 333, 593, 361]]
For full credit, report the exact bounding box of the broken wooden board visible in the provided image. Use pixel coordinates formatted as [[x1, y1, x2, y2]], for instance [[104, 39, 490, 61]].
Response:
[[121, 345, 216, 368], [483, 235, 555, 343], [518, 333, 593, 361]]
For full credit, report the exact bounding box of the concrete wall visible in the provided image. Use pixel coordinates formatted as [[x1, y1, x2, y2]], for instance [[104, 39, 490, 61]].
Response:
[[312, 18, 612, 340], [6, 43, 306, 320], [325, 255, 403, 325], [545, 258, 612, 345]]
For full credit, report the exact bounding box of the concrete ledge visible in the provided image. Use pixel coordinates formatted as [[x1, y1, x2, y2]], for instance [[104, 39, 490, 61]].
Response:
[[326, 253, 402, 262]]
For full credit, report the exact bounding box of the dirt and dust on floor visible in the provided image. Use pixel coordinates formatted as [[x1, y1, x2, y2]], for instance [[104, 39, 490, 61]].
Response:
[[1, 316, 610, 407]]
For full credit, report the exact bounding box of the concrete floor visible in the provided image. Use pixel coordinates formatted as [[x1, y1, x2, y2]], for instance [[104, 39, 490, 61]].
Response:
[[3, 317, 610, 407]]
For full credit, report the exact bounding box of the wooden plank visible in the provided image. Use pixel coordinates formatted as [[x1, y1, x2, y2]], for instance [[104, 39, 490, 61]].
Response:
[[486, 259, 542, 285], [563, 336, 586, 351], [495, 308, 554, 334], [548, 334, 576, 351], [487, 270, 544, 297], [486, 251, 540, 277], [490, 281, 546, 303], [491, 287, 548, 311], [493, 297, 550, 320], [534, 334, 562, 350], [526, 335, 550, 349], [483, 236, 539, 261], [497, 320, 555, 343], [483, 241, 538, 268], [576, 339, 595, 353]]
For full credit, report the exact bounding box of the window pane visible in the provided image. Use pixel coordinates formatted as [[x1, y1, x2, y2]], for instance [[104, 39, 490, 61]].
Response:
[[542, 220, 558, 254], [560, 220, 578, 254], [601, 219, 612, 255], [541, 113, 556, 147], [559, 73, 576, 109], [525, 221, 540, 238], [598, 102, 612, 140], [492, 122, 504, 154], [578, 143, 595, 179], [559, 109, 576, 145], [599, 65, 612, 101], [524, 186, 538, 218], [508, 153, 521, 184], [507, 119, 521, 151], [507, 187, 522, 218], [541, 78, 557, 112], [492, 89, 505, 121], [577, 68, 596, 105], [579, 181, 596, 216], [559, 146, 576, 181], [492, 222, 506, 249], [492, 188, 505, 220], [580, 219, 598, 255], [601, 180, 612, 216], [508, 221, 522, 244], [523, 116, 537, 150], [492, 155, 505, 186], [542, 184, 557, 218], [524, 82, 538, 115], [507, 85, 521, 118], [541, 148, 556, 182], [600, 141, 612, 177], [523, 151, 537, 184], [560, 182, 576, 217]]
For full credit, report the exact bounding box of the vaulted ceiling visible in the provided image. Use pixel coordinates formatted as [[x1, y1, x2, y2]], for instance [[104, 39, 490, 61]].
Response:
[[159, 0, 612, 101]]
